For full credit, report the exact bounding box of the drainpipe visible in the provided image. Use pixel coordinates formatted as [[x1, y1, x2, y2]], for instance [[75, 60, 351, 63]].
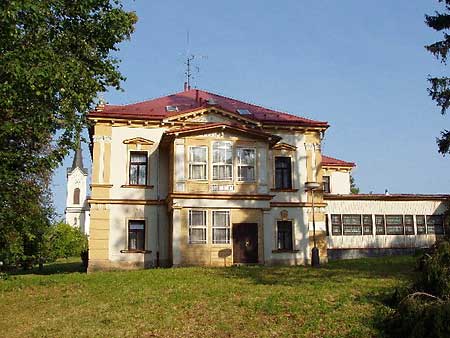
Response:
[[156, 145, 160, 267]]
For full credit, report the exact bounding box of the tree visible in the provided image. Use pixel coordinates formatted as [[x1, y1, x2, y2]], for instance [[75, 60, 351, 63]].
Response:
[[350, 174, 360, 194], [426, 0, 450, 155], [0, 1, 137, 266]]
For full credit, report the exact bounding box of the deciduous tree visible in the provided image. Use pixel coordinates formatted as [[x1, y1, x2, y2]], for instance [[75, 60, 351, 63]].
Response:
[[0, 1, 136, 266]]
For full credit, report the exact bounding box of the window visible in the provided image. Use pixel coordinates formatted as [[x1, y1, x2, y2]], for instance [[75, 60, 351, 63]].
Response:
[[331, 214, 342, 235], [128, 220, 145, 251], [129, 152, 148, 185], [342, 215, 362, 235], [277, 221, 293, 250], [212, 211, 230, 244], [427, 215, 444, 234], [274, 157, 292, 189], [189, 146, 208, 180], [416, 215, 426, 235], [73, 188, 80, 205], [188, 210, 207, 244], [405, 215, 415, 235], [386, 215, 404, 235], [237, 148, 256, 181], [323, 176, 331, 193], [363, 215, 373, 235], [375, 215, 385, 235], [212, 142, 233, 180]]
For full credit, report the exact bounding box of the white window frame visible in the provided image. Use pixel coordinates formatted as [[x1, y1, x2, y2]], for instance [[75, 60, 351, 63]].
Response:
[[212, 141, 233, 181], [188, 209, 207, 244], [212, 210, 231, 244], [188, 146, 208, 180], [237, 147, 256, 182]]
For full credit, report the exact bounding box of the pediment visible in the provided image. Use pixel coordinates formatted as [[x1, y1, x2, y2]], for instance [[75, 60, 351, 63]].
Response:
[[271, 142, 297, 151], [123, 137, 154, 145], [162, 108, 261, 127]]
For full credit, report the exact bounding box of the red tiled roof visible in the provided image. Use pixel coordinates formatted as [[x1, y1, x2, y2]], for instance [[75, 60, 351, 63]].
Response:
[[322, 155, 355, 167], [89, 89, 329, 127], [325, 194, 450, 201]]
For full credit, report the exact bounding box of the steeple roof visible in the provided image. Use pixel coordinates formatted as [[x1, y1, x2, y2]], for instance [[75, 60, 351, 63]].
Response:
[[68, 142, 88, 175]]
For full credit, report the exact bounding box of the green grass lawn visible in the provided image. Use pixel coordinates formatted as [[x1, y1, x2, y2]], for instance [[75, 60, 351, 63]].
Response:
[[0, 256, 415, 338]]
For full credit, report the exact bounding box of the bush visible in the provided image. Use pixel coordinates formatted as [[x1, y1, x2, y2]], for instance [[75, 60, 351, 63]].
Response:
[[384, 239, 450, 337], [45, 222, 88, 262]]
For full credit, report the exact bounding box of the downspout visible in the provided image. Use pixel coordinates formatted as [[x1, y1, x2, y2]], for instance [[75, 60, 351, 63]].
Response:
[[156, 145, 160, 267]]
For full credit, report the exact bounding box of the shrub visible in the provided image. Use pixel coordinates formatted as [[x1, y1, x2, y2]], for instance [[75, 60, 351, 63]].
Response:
[[45, 222, 88, 261], [384, 239, 450, 337]]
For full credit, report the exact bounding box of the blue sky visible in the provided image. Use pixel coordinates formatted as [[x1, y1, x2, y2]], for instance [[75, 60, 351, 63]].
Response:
[[52, 0, 450, 217]]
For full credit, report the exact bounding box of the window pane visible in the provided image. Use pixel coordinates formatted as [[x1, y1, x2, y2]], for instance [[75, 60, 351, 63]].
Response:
[[427, 215, 444, 234], [128, 221, 145, 250], [275, 157, 292, 189], [416, 215, 426, 234], [323, 176, 330, 193], [190, 210, 205, 226], [238, 149, 255, 165], [138, 164, 147, 185], [331, 214, 342, 235], [386, 215, 404, 235], [363, 215, 372, 235], [342, 215, 362, 235], [375, 215, 385, 235], [405, 215, 414, 235], [238, 166, 255, 181], [189, 228, 206, 243], [213, 211, 229, 227], [131, 153, 147, 163], [277, 221, 293, 250], [212, 229, 229, 244], [129, 164, 138, 184], [190, 147, 207, 162], [190, 164, 206, 180]]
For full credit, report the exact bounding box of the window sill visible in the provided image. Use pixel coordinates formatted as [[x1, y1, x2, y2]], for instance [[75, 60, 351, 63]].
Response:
[[272, 249, 299, 254], [270, 188, 299, 192], [121, 184, 154, 189], [120, 249, 152, 254]]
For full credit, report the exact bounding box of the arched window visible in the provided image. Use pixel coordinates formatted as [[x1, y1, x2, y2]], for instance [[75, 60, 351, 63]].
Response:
[[73, 188, 80, 205]]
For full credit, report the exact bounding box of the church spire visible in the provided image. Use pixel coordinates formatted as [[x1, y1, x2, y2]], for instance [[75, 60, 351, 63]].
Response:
[[71, 142, 84, 170]]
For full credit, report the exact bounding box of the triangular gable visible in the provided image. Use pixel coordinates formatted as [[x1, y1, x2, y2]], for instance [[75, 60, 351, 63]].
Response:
[[164, 123, 281, 145], [271, 142, 297, 151], [123, 137, 154, 145], [162, 107, 261, 127]]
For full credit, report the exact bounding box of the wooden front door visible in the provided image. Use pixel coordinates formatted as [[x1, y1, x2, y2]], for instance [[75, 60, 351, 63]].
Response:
[[232, 223, 258, 263]]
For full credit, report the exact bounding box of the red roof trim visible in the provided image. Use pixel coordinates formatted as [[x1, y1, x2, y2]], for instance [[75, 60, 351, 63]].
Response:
[[322, 155, 356, 167]]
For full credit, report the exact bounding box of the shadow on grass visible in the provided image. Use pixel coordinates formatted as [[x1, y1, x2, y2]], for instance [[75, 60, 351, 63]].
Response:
[[215, 255, 416, 287], [8, 258, 85, 276]]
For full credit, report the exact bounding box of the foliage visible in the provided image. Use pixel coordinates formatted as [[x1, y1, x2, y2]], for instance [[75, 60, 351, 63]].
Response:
[[0, 256, 414, 337], [0, 1, 136, 265], [384, 240, 450, 337], [45, 222, 88, 261], [425, 0, 450, 154], [350, 174, 360, 194]]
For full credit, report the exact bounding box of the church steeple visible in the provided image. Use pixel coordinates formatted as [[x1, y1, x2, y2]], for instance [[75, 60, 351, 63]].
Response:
[[71, 142, 84, 170]]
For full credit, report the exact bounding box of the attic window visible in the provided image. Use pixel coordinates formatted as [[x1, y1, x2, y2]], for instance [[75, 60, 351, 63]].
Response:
[[236, 109, 251, 115], [165, 105, 179, 112]]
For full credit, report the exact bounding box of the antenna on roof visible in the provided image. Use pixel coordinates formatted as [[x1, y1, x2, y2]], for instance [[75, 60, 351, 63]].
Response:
[[184, 30, 207, 91]]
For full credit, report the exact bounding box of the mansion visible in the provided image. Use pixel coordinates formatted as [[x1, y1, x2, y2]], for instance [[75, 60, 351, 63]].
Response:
[[65, 88, 449, 271]]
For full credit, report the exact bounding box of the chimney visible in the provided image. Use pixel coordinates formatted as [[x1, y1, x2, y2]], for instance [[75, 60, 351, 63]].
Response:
[[385, 189, 389, 196], [184, 82, 188, 91], [195, 89, 199, 102]]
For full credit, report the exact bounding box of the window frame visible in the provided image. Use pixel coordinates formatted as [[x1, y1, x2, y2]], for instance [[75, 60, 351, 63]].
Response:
[[127, 220, 146, 252], [331, 214, 342, 236], [342, 214, 362, 235], [129, 151, 148, 186], [375, 215, 385, 235], [236, 147, 256, 182], [274, 156, 293, 190], [404, 215, 415, 235], [363, 215, 373, 235], [323, 175, 331, 193], [212, 210, 231, 244], [212, 141, 233, 181], [188, 209, 207, 244], [276, 220, 294, 251], [385, 215, 404, 235], [73, 187, 80, 205], [188, 146, 208, 180], [426, 215, 444, 235], [416, 215, 426, 235]]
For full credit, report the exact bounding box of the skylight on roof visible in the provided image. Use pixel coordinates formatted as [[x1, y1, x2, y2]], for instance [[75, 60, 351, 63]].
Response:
[[165, 105, 179, 112], [236, 108, 251, 115]]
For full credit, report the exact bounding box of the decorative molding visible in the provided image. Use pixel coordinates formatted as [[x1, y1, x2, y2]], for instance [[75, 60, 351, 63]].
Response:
[[88, 198, 165, 205], [169, 192, 275, 200], [304, 143, 314, 151], [272, 142, 297, 151], [93, 135, 112, 143], [123, 137, 154, 145]]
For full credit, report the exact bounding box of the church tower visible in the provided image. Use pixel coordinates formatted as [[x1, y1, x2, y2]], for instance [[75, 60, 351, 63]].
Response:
[[65, 142, 89, 234]]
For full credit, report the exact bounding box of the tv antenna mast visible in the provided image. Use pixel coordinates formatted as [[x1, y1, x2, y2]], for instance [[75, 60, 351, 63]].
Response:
[[184, 30, 206, 90]]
